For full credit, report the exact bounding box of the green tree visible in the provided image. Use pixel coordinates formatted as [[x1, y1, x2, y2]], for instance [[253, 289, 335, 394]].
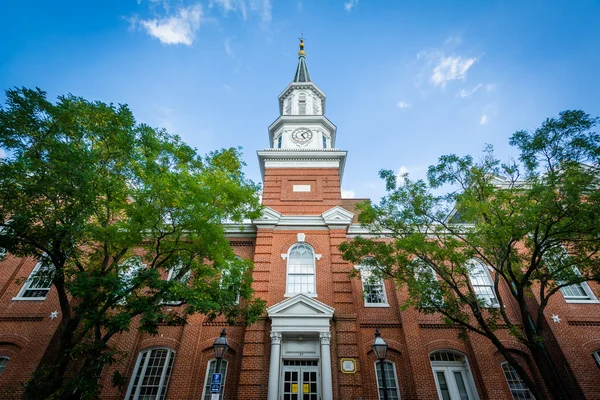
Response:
[[0, 87, 265, 400], [340, 110, 600, 399]]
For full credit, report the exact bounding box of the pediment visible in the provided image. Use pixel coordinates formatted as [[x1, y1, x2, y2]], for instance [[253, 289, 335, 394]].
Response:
[[268, 294, 334, 318], [322, 206, 354, 226], [254, 207, 282, 225]]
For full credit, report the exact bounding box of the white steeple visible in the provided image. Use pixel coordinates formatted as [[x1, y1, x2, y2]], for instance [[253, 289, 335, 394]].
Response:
[[268, 39, 337, 150]]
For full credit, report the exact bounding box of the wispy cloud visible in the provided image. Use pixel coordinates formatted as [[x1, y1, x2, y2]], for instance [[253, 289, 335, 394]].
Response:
[[457, 83, 494, 98], [138, 4, 203, 45], [480, 114, 488, 125], [444, 35, 463, 46], [224, 38, 234, 57], [212, 0, 272, 22], [430, 55, 477, 87], [344, 0, 358, 12], [397, 165, 426, 185], [396, 101, 411, 109], [341, 188, 356, 198]]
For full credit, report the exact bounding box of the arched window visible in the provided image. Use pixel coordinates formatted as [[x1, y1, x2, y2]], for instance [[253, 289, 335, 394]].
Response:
[[286, 243, 316, 295], [0, 357, 8, 376], [14, 260, 54, 300], [375, 360, 400, 399], [202, 359, 228, 400], [501, 362, 534, 399], [358, 259, 388, 306], [467, 259, 499, 307], [126, 347, 176, 400], [298, 93, 306, 115], [430, 351, 479, 400], [592, 350, 600, 369]]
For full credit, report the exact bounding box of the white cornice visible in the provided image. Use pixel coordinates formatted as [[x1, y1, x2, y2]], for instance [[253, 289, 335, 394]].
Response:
[[257, 149, 347, 181], [322, 206, 354, 228]]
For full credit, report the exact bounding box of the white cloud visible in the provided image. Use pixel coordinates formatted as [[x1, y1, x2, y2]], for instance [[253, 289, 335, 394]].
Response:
[[212, 0, 271, 22], [430, 55, 477, 87], [444, 36, 463, 46], [344, 0, 358, 12], [139, 4, 203, 45], [396, 101, 411, 109], [341, 189, 356, 198], [480, 115, 488, 125], [224, 38, 234, 57], [457, 83, 495, 98], [397, 165, 426, 185]]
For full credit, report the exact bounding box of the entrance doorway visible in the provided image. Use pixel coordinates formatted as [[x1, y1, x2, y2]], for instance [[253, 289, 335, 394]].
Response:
[[281, 360, 319, 400], [430, 351, 479, 400]]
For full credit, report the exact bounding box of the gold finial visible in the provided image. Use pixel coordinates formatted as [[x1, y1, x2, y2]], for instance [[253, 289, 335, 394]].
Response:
[[298, 34, 306, 56]]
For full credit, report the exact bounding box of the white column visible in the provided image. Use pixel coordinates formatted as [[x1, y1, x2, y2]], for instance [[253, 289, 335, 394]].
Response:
[[319, 331, 333, 400], [267, 331, 283, 400]]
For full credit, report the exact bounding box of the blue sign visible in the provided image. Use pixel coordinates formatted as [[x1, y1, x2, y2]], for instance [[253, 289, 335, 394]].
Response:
[[211, 373, 223, 385], [210, 383, 221, 393]]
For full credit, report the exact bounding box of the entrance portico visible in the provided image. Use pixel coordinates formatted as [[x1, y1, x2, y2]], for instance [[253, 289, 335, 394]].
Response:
[[266, 294, 335, 400]]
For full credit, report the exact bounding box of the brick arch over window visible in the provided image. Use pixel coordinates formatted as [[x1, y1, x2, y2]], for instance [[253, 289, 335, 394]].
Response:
[[424, 339, 469, 355], [277, 236, 323, 256], [0, 334, 29, 349], [361, 337, 404, 357], [138, 336, 181, 352]]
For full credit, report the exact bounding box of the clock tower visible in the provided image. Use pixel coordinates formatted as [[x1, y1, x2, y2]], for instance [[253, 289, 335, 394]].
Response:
[[257, 39, 347, 214]]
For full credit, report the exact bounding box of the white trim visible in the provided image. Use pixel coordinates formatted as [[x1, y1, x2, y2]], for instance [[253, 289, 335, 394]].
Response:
[[125, 347, 175, 400], [374, 360, 401, 400], [356, 261, 389, 307], [14, 261, 53, 301], [429, 350, 479, 400], [467, 259, 499, 308], [200, 358, 228, 400], [286, 243, 317, 296]]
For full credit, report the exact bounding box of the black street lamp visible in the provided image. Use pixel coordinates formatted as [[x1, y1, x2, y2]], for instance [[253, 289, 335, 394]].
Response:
[[372, 328, 389, 400], [213, 328, 230, 385]]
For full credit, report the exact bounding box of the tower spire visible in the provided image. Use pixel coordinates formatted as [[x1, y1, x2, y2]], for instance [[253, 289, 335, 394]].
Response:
[[293, 36, 311, 82]]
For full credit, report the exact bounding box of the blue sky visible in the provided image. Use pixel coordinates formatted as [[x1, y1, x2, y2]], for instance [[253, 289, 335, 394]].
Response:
[[2, 0, 599, 200]]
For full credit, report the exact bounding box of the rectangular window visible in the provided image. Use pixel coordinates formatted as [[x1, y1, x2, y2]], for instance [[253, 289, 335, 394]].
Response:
[[15, 261, 54, 300], [360, 267, 388, 306], [277, 136, 282, 148], [468, 261, 499, 307], [298, 100, 306, 115], [322, 136, 327, 148], [546, 247, 597, 302]]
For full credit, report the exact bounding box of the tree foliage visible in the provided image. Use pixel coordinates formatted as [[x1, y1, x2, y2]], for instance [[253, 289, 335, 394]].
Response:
[[340, 110, 600, 399], [0, 87, 265, 399]]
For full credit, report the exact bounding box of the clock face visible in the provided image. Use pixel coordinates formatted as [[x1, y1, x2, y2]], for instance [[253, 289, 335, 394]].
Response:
[[292, 128, 313, 143]]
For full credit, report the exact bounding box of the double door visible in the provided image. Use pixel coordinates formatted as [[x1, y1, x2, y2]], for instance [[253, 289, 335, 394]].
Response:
[[432, 366, 476, 400], [281, 363, 319, 400]]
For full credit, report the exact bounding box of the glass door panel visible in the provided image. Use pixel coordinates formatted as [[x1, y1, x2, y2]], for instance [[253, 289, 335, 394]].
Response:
[[282, 369, 299, 400], [302, 370, 318, 400], [452, 370, 470, 400], [435, 370, 452, 400]]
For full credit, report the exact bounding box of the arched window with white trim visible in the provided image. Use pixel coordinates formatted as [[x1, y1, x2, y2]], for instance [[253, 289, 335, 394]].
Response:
[[286, 243, 316, 295], [0, 357, 8, 376], [375, 360, 401, 400], [501, 362, 534, 399], [430, 351, 479, 400], [202, 359, 228, 400], [412, 257, 444, 309], [126, 347, 176, 400], [467, 259, 499, 307]]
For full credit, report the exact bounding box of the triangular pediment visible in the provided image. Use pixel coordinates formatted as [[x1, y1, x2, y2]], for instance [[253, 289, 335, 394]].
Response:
[[254, 207, 282, 225], [322, 206, 354, 226], [267, 294, 334, 318]]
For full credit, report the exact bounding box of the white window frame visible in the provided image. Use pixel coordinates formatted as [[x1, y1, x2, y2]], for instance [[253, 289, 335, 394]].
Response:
[[298, 93, 307, 115], [13, 260, 54, 301], [467, 259, 499, 308], [162, 264, 191, 306], [592, 350, 600, 369], [221, 257, 243, 304], [374, 360, 401, 400], [501, 362, 535, 399], [412, 258, 444, 309], [285, 243, 317, 297], [546, 247, 598, 304], [430, 351, 479, 400], [0, 356, 8, 376], [201, 358, 228, 400], [125, 347, 175, 400], [356, 260, 389, 307]]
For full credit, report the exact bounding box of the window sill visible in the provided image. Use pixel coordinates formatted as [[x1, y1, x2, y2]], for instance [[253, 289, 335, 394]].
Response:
[[12, 297, 47, 301], [284, 293, 317, 298], [564, 299, 600, 304], [364, 303, 389, 308]]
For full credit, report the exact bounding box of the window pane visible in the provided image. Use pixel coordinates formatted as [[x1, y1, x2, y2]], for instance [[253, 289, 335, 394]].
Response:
[[128, 348, 174, 400], [0, 357, 8, 376], [453, 371, 470, 400], [468, 261, 499, 307], [436, 371, 452, 400], [376, 361, 399, 400], [203, 360, 228, 400], [501, 363, 534, 399], [287, 244, 315, 294]]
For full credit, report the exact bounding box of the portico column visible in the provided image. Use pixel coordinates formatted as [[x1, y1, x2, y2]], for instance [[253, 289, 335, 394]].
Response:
[[319, 331, 333, 400], [267, 331, 283, 400]]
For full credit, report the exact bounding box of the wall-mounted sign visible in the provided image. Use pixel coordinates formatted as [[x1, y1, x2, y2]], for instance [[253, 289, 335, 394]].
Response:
[[340, 358, 357, 374]]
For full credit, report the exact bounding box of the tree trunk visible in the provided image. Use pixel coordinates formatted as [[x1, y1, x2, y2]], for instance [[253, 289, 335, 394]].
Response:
[[527, 344, 570, 400]]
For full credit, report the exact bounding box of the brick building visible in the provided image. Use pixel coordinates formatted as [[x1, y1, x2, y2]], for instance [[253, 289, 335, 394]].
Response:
[[1, 39, 600, 400]]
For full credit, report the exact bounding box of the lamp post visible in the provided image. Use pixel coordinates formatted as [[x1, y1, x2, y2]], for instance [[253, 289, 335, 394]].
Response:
[[372, 328, 389, 400], [213, 328, 230, 397]]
